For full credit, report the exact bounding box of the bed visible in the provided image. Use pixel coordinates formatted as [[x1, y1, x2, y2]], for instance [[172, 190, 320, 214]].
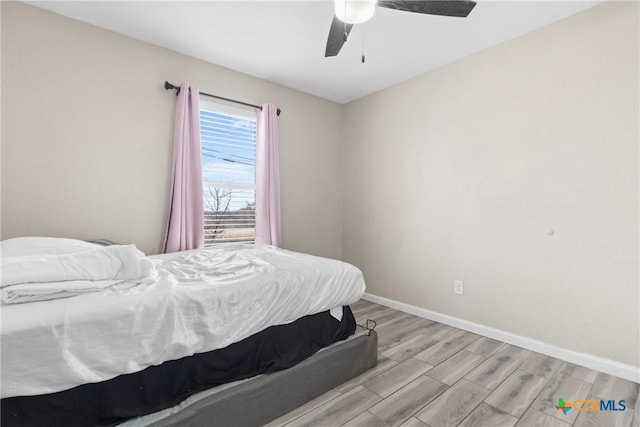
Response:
[[0, 238, 378, 426]]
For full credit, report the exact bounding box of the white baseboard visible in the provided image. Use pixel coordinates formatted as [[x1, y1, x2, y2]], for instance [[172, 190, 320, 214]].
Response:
[[362, 292, 640, 384]]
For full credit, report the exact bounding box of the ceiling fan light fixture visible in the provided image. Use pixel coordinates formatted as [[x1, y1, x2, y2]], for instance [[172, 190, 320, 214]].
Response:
[[334, 0, 377, 24]]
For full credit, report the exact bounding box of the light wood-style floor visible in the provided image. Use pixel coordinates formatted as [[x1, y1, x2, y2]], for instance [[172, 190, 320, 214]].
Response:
[[267, 300, 640, 427]]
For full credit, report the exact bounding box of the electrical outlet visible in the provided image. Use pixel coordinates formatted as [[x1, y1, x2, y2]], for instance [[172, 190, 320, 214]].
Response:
[[454, 280, 464, 295]]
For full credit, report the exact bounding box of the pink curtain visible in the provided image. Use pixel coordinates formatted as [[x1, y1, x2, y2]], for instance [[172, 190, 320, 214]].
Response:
[[163, 83, 204, 253], [255, 103, 281, 246]]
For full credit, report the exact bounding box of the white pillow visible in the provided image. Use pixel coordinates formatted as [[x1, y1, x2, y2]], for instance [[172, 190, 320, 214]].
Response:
[[0, 237, 95, 258], [0, 238, 150, 288]]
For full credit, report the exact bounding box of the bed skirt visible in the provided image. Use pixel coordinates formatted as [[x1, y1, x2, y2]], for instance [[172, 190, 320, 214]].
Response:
[[1, 307, 359, 427]]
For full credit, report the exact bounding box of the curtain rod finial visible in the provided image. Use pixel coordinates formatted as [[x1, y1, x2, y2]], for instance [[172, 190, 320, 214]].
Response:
[[164, 80, 180, 95], [276, 108, 281, 116]]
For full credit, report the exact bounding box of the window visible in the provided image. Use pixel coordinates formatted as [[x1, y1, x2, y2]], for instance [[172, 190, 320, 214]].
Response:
[[200, 100, 257, 245]]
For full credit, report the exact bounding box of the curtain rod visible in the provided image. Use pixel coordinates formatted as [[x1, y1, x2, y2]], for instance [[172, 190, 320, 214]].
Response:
[[164, 81, 281, 116]]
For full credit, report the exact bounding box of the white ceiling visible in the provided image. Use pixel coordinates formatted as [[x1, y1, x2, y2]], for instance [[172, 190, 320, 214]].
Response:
[[27, 1, 601, 104]]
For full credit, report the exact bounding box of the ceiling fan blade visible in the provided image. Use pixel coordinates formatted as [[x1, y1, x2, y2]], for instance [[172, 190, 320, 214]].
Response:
[[377, 0, 476, 18], [325, 15, 354, 57]]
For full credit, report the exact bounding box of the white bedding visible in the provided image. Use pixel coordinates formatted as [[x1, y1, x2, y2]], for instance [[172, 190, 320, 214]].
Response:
[[1, 279, 141, 304], [0, 244, 365, 398]]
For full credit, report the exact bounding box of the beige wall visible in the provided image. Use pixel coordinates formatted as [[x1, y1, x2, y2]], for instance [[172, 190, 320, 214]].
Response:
[[1, 1, 344, 258], [342, 1, 639, 367]]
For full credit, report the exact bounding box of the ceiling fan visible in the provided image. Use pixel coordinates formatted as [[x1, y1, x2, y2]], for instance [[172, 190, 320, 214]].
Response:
[[325, 0, 477, 58]]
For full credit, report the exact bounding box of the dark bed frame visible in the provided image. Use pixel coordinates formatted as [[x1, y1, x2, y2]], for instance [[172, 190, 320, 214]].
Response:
[[140, 327, 378, 427]]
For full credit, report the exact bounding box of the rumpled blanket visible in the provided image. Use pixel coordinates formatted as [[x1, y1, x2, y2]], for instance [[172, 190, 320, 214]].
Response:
[[1, 280, 141, 304]]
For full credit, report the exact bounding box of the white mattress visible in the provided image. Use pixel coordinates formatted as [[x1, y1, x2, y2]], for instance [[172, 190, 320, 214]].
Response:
[[0, 244, 365, 398]]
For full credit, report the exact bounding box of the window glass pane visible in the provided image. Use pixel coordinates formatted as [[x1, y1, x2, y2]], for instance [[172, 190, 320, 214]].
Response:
[[200, 102, 256, 245]]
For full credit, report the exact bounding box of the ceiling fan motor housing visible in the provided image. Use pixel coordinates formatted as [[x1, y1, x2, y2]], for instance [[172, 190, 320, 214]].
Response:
[[334, 0, 377, 24]]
